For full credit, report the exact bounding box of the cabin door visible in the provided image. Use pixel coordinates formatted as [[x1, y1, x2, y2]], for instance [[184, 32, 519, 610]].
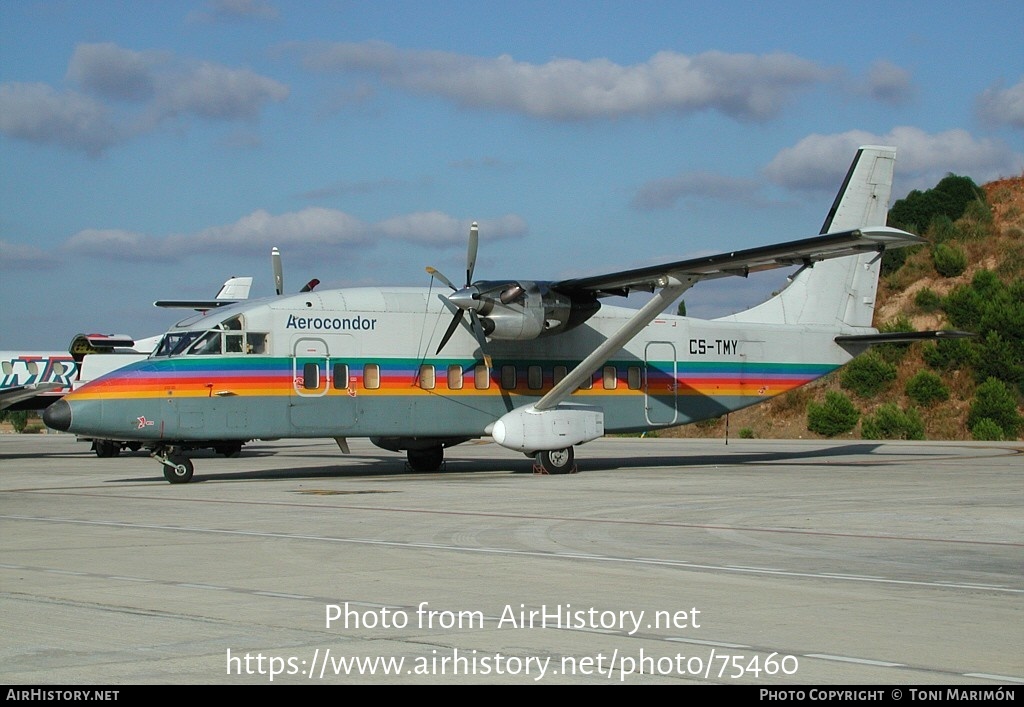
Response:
[[644, 341, 678, 425]]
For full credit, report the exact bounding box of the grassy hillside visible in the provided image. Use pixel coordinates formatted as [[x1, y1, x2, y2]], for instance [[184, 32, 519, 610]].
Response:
[[670, 173, 1024, 442]]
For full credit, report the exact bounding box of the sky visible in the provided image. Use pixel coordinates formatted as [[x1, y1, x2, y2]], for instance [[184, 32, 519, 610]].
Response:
[[1, 0, 1022, 350]]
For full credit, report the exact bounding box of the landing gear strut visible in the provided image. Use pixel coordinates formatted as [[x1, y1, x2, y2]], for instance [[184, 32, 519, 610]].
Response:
[[153, 447, 195, 484], [534, 447, 576, 475]]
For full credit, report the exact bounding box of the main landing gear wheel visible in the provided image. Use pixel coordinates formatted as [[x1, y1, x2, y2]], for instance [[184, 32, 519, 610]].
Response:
[[534, 447, 576, 475], [93, 440, 121, 458], [407, 446, 444, 472], [162, 455, 194, 484]]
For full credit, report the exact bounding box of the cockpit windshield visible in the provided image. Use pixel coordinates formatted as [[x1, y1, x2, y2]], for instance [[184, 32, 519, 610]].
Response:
[[153, 331, 205, 357], [151, 314, 268, 358]]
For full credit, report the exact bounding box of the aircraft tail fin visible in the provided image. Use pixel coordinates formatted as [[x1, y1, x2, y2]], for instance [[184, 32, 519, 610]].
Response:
[[722, 145, 897, 328], [217, 276, 253, 300]]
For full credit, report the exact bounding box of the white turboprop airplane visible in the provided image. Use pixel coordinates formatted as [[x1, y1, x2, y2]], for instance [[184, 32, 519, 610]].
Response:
[[45, 146, 934, 483]]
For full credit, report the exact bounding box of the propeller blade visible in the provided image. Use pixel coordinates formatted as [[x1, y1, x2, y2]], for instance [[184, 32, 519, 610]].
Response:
[[469, 311, 492, 368], [466, 222, 479, 287], [272, 247, 284, 295], [435, 311, 464, 354], [426, 266, 457, 291]]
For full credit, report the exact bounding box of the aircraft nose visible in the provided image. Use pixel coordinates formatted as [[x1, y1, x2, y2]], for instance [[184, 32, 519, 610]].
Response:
[[43, 399, 72, 432]]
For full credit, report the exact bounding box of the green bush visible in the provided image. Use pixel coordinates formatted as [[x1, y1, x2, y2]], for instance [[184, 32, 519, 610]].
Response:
[[738, 427, 755, 439], [7, 411, 28, 433], [927, 214, 958, 244], [905, 371, 950, 406], [807, 392, 860, 437], [932, 243, 967, 277], [922, 336, 977, 372], [875, 317, 916, 364], [861, 404, 925, 440], [970, 418, 1003, 441], [914, 287, 941, 311], [967, 378, 1022, 440], [973, 331, 1024, 392], [840, 352, 897, 398]]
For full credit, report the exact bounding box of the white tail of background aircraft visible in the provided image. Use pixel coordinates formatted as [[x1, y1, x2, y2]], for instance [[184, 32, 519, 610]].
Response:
[[45, 146, 929, 482]]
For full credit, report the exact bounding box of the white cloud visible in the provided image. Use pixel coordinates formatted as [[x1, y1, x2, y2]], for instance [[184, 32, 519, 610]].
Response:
[[60, 209, 527, 262], [0, 239, 59, 271], [153, 61, 288, 121], [0, 82, 125, 156], [67, 43, 161, 101], [299, 41, 831, 122], [977, 78, 1024, 129], [632, 172, 763, 210], [0, 43, 288, 155], [862, 60, 915, 105], [764, 127, 1022, 191]]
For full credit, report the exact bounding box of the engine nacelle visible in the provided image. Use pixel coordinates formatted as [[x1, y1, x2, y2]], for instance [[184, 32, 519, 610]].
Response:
[[472, 280, 599, 340], [488, 403, 605, 453]]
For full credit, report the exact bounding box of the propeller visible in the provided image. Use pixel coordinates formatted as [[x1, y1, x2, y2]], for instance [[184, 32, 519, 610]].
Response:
[[272, 247, 284, 295], [428, 222, 490, 358], [272, 247, 319, 295]]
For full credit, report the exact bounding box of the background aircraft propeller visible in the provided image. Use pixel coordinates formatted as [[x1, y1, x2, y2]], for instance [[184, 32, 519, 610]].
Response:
[[272, 246, 319, 296]]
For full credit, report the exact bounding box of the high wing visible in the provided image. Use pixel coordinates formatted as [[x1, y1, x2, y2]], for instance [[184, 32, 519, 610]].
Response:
[[552, 226, 923, 298], [528, 225, 923, 415]]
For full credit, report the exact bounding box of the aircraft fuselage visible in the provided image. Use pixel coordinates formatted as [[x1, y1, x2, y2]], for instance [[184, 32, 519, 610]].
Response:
[[45, 286, 858, 445]]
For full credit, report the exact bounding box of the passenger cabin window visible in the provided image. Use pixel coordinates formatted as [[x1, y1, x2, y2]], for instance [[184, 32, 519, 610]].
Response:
[[333, 363, 350, 389], [418, 364, 436, 390], [500, 365, 517, 390], [553, 365, 567, 385], [578, 372, 593, 390], [603, 366, 618, 390], [363, 364, 381, 390], [474, 364, 490, 390], [447, 365, 463, 390], [303, 362, 320, 389], [528, 365, 543, 390], [627, 366, 642, 390]]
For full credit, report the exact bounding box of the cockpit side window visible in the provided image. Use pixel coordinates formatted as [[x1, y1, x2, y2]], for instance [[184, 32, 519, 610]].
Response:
[[189, 331, 222, 355]]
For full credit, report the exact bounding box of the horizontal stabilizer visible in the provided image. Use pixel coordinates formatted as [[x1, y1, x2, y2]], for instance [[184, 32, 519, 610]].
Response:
[[154, 275, 253, 310], [835, 330, 975, 346], [153, 298, 241, 309]]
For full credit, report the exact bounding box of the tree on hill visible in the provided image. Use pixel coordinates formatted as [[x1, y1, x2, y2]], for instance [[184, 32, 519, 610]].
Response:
[[888, 174, 986, 233]]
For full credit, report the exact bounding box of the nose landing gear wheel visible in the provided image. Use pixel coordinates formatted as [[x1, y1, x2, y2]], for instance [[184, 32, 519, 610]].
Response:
[[163, 455, 194, 484], [534, 447, 576, 475]]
